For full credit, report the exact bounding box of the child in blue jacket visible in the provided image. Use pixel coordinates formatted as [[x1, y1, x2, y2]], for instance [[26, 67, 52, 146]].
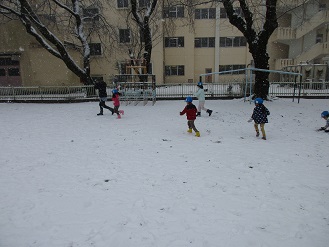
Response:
[[317, 111, 329, 132]]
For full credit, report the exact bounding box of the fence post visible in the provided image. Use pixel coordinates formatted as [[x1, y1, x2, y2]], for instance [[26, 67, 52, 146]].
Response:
[[11, 87, 15, 101]]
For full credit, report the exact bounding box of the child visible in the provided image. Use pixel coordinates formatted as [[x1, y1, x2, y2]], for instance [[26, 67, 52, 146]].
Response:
[[94, 80, 114, 116], [180, 96, 200, 137], [194, 82, 213, 117], [317, 111, 329, 132], [111, 89, 124, 119], [248, 98, 270, 140]]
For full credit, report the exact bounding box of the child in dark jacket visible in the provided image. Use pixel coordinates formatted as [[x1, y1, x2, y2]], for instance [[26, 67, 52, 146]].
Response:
[[248, 98, 270, 140], [111, 89, 124, 119], [317, 111, 329, 132], [180, 96, 200, 137], [94, 80, 114, 116]]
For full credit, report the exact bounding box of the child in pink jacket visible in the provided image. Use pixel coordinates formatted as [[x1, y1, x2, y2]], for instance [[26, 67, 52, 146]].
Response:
[[111, 89, 124, 119]]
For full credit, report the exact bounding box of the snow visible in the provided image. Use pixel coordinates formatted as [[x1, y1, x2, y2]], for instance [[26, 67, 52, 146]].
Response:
[[0, 98, 328, 247]]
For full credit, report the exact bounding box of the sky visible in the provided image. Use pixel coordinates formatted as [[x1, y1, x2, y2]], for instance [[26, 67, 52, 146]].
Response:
[[0, 98, 328, 247]]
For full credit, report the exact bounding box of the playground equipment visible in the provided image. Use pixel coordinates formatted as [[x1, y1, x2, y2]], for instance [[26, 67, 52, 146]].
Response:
[[199, 68, 303, 103], [114, 59, 156, 105]]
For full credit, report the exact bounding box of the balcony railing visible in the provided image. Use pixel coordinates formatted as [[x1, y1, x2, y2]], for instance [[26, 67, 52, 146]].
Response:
[[295, 10, 329, 39], [275, 59, 295, 70], [275, 27, 296, 41], [273, 10, 329, 42], [295, 42, 329, 63]]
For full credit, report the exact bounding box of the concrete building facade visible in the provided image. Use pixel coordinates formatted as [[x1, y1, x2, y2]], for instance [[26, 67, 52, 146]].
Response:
[[0, 0, 328, 86]]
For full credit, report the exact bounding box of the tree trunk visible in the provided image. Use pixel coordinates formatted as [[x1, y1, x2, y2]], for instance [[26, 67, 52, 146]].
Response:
[[250, 43, 270, 99]]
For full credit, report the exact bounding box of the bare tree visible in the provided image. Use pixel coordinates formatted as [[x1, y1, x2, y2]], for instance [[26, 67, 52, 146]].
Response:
[[0, 0, 105, 85], [221, 0, 278, 99], [130, 0, 158, 74]]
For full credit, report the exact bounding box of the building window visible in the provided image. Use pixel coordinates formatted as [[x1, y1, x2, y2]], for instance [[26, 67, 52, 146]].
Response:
[[220, 37, 246, 47], [89, 43, 102, 56], [8, 68, 20, 76], [220, 7, 243, 18], [195, 37, 215, 48], [195, 8, 216, 19], [165, 65, 185, 76], [163, 6, 184, 18], [119, 29, 131, 43], [316, 34, 323, 43], [92, 76, 104, 83], [139, 0, 150, 8], [165, 37, 184, 47], [117, 0, 128, 8], [0, 68, 5, 76], [0, 57, 19, 65], [219, 64, 245, 74], [83, 8, 99, 21]]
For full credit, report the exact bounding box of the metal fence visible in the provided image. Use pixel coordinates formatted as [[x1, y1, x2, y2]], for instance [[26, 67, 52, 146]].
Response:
[[0, 81, 329, 103]]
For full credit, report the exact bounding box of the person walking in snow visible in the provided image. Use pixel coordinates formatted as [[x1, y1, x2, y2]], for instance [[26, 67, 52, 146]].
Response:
[[94, 80, 114, 116], [194, 82, 212, 117], [317, 111, 329, 132], [111, 89, 124, 119], [248, 98, 270, 140], [180, 96, 200, 137]]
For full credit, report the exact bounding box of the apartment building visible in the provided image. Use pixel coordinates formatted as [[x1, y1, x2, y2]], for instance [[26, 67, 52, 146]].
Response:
[[271, 0, 329, 81], [0, 0, 328, 87]]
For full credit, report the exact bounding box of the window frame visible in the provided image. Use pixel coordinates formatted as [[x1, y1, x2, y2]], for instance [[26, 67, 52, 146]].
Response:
[[163, 6, 184, 18], [82, 8, 99, 21], [219, 64, 245, 74], [165, 65, 185, 76], [195, 8, 216, 19], [117, 0, 129, 9], [89, 43, 102, 56], [220, 36, 246, 47], [119, 29, 131, 43], [165, 37, 184, 48], [220, 7, 243, 18], [195, 37, 215, 48]]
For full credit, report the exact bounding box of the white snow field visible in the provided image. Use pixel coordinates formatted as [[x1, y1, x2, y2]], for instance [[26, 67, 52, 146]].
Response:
[[0, 98, 328, 247]]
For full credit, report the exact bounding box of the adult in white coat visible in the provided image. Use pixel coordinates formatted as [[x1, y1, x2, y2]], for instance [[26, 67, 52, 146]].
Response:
[[194, 82, 213, 117]]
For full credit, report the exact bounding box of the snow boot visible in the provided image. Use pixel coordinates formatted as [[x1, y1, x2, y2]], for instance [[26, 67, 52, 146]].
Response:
[[119, 110, 124, 115], [196, 112, 201, 117], [256, 131, 260, 137], [262, 136, 266, 140], [207, 109, 213, 116], [195, 131, 200, 137], [187, 128, 192, 133], [117, 114, 121, 119]]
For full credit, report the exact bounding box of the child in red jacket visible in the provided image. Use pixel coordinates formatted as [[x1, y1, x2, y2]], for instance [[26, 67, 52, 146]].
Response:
[[180, 96, 200, 137], [111, 89, 124, 119]]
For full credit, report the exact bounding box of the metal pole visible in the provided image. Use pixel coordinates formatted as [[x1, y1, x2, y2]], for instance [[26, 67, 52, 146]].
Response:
[[298, 75, 303, 103], [292, 75, 297, 102], [249, 69, 252, 104], [244, 69, 248, 102]]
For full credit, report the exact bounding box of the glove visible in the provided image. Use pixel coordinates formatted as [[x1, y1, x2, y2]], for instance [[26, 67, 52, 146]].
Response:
[[247, 118, 253, 123]]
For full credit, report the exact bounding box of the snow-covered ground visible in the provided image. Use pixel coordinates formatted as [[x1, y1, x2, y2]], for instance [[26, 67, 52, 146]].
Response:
[[0, 98, 328, 247]]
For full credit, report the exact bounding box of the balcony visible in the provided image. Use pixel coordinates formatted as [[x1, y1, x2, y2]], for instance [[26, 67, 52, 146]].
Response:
[[295, 10, 329, 39], [295, 42, 329, 64], [273, 10, 329, 43], [277, 0, 310, 10], [275, 58, 295, 70], [274, 27, 296, 43]]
